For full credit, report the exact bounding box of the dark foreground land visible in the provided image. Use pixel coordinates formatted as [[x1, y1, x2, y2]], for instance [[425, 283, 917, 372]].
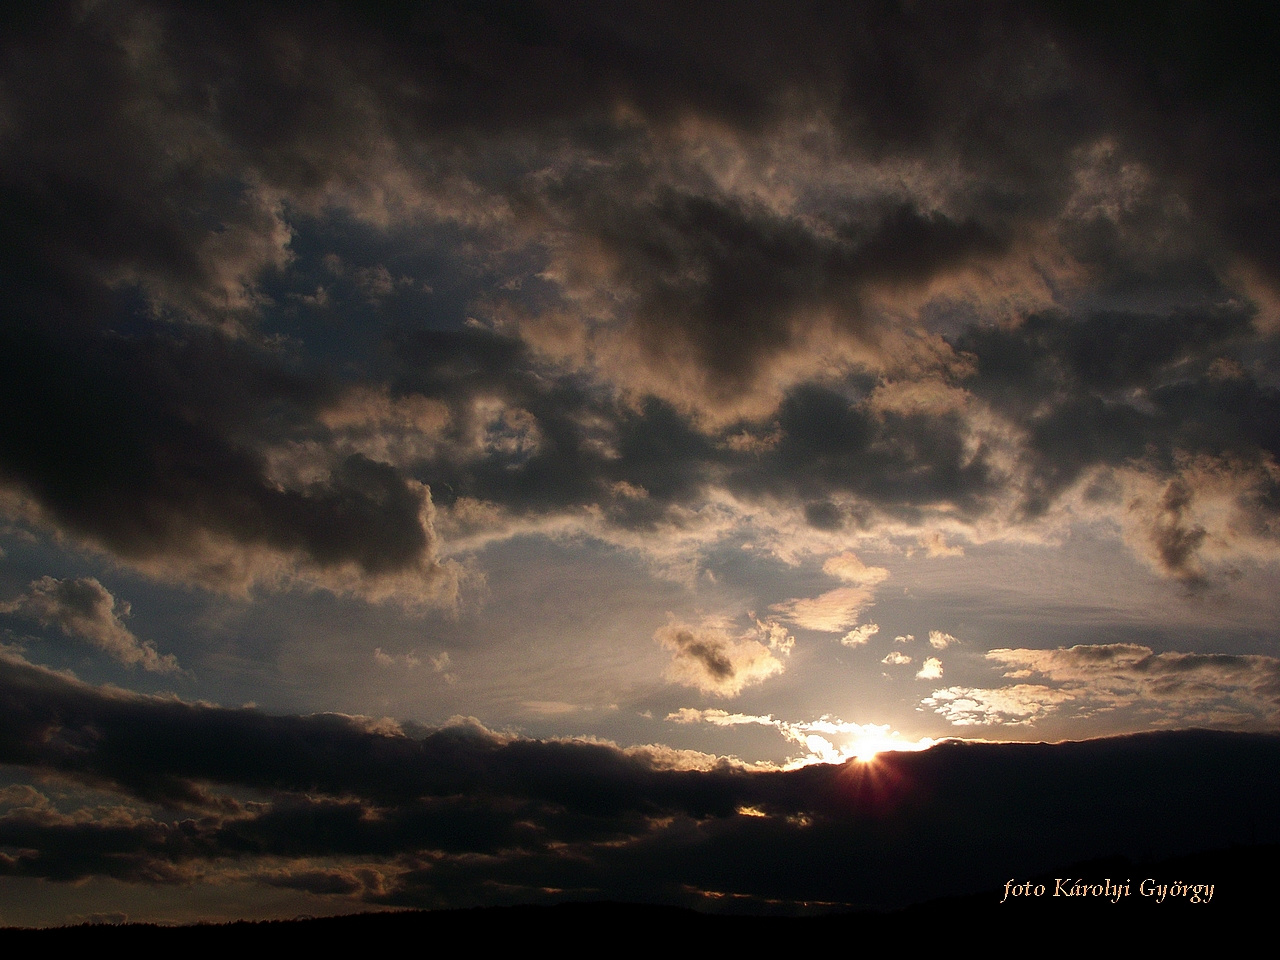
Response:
[[2, 843, 1271, 941]]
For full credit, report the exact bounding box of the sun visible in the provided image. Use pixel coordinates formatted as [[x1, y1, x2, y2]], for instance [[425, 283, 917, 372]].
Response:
[[784, 722, 938, 768], [842, 726, 935, 763]]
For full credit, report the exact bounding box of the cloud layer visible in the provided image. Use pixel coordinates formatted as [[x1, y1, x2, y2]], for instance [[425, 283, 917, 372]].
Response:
[[924, 644, 1280, 727], [1, 655, 1277, 913], [0, 0, 1276, 599]]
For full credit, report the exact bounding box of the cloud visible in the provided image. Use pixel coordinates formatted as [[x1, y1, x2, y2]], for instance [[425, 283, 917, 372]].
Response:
[[841, 623, 879, 647], [543, 187, 1005, 421], [0, 326, 459, 604], [0, 0, 1279, 620], [916, 657, 944, 680], [771, 586, 880, 634], [882, 652, 912, 666], [822, 552, 890, 586], [922, 684, 1076, 726], [987, 644, 1280, 723], [666, 708, 778, 729], [1, 655, 1278, 911], [1105, 458, 1280, 590], [0, 1, 1274, 601], [0, 577, 178, 672], [655, 621, 788, 697], [666, 708, 932, 766], [922, 644, 1280, 728], [918, 531, 965, 557], [950, 306, 1280, 586], [928, 631, 958, 649], [771, 552, 889, 633], [374, 648, 420, 669]]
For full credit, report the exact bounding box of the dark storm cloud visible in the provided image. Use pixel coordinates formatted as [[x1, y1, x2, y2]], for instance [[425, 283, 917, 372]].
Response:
[[953, 305, 1280, 578], [384, 327, 730, 531], [391, 307, 1277, 571], [386, 333, 1001, 538], [0, 323, 448, 595], [1, 655, 1277, 908], [2, 0, 1279, 587], [576, 188, 1004, 393], [1038, 3, 1280, 293], [737, 383, 998, 519], [0, 2, 457, 595]]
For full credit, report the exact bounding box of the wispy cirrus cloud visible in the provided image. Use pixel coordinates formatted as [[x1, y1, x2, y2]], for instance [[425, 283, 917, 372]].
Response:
[[771, 552, 890, 633]]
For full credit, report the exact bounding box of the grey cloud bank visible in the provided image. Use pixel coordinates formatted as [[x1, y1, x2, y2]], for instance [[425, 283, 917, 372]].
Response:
[[1, 654, 1276, 915]]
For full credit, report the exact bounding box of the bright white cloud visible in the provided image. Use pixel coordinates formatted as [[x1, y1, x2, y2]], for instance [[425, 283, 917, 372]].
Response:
[[916, 657, 944, 680], [922, 684, 1076, 726], [822, 552, 891, 586]]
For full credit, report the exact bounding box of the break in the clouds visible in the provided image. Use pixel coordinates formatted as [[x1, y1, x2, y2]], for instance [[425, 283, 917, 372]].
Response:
[[666, 707, 933, 765], [0, 577, 178, 672]]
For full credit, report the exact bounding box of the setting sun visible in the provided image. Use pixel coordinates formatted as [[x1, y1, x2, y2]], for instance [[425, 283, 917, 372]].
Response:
[[843, 727, 936, 763]]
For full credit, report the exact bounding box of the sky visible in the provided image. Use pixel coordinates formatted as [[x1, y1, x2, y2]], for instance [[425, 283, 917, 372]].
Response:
[[2, 0, 1280, 925]]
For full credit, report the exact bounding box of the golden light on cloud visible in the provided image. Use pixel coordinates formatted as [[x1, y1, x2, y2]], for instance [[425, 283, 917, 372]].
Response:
[[666, 709, 934, 765], [839, 724, 936, 764], [916, 656, 944, 680]]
